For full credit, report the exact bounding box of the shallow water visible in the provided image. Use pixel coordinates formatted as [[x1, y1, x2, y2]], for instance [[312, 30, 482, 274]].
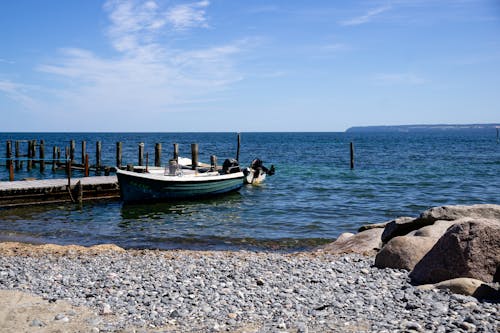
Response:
[[0, 131, 499, 250]]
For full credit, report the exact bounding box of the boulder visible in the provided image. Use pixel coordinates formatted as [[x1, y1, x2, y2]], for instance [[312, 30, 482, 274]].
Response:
[[410, 218, 500, 284], [417, 278, 500, 301], [357, 221, 389, 232], [319, 228, 383, 255], [417, 204, 500, 224], [380, 217, 419, 243], [374, 220, 456, 270]]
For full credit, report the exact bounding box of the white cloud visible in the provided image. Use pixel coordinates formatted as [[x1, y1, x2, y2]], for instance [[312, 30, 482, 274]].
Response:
[[0, 80, 40, 109], [339, 5, 391, 26], [166, 1, 210, 30]]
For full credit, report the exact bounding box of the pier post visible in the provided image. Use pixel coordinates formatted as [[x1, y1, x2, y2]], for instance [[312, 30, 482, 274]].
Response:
[[116, 142, 122, 169], [39, 140, 45, 172], [155, 143, 161, 167], [81, 141, 86, 165], [138, 143, 144, 166], [6, 140, 12, 170], [67, 158, 72, 187], [84, 154, 89, 177], [56, 147, 61, 166], [70, 140, 75, 162], [27, 140, 33, 171], [15, 141, 20, 170], [96, 141, 102, 172], [9, 161, 14, 181], [210, 155, 217, 171], [191, 143, 199, 170], [31, 140, 37, 165], [350, 142, 355, 169], [52, 146, 57, 171], [236, 133, 241, 161], [146, 152, 149, 172], [173, 143, 179, 161]]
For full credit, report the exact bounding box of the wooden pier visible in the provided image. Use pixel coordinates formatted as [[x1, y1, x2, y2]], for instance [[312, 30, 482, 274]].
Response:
[[0, 176, 119, 208]]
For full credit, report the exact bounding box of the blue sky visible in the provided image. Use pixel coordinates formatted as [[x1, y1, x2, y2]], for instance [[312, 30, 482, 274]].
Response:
[[0, 0, 499, 132]]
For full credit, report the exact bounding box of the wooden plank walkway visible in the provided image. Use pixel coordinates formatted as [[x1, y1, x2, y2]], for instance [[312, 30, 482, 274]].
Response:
[[0, 176, 120, 208]]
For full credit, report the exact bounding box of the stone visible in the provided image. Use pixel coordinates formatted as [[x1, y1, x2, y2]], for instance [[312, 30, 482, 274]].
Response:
[[418, 204, 500, 224], [357, 222, 389, 232], [418, 278, 500, 301], [410, 218, 500, 284], [374, 221, 456, 270], [319, 228, 383, 255], [380, 217, 418, 243]]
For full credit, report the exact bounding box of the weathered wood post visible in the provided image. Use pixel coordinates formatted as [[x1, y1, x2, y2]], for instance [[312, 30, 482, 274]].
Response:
[[81, 141, 86, 165], [39, 140, 45, 172], [191, 143, 199, 170], [6, 140, 12, 170], [56, 147, 61, 165], [52, 146, 57, 171], [84, 154, 89, 177], [9, 162, 14, 181], [96, 141, 102, 171], [236, 133, 241, 161], [138, 142, 144, 166], [210, 155, 217, 171], [350, 142, 355, 169], [67, 158, 72, 187], [27, 140, 33, 171], [116, 142, 122, 169], [155, 143, 161, 167], [145, 152, 149, 172], [70, 140, 76, 162], [15, 141, 20, 170], [173, 143, 179, 161], [31, 140, 37, 165]]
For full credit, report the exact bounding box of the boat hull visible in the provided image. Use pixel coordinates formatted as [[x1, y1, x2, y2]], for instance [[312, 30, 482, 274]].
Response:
[[116, 169, 244, 203]]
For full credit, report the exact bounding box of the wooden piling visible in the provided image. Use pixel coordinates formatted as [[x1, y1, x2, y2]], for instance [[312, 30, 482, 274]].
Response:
[[67, 159, 72, 187], [138, 143, 144, 166], [210, 155, 217, 171], [236, 133, 241, 161], [81, 141, 86, 165], [350, 142, 355, 169], [84, 154, 89, 177], [191, 143, 199, 170], [52, 146, 57, 171], [173, 143, 179, 161], [39, 140, 45, 172], [27, 141, 33, 171], [116, 142, 122, 169], [146, 152, 149, 172], [9, 162, 14, 181], [155, 143, 161, 167], [15, 141, 20, 170], [96, 141, 102, 170], [6, 140, 12, 170], [70, 140, 76, 162], [56, 147, 61, 165]]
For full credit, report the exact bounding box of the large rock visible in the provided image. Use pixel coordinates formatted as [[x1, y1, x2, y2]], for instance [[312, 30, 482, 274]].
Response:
[[410, 218, 500, 284], [418, 204, 500, 224], [375, 220, 456, 270], [380, 217, 417, 243], [417, 278, 500, 301], [319, 228, 383, 255]]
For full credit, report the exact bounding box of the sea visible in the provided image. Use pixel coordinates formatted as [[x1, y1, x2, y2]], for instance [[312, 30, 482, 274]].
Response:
[[0, 131, 499, 251]]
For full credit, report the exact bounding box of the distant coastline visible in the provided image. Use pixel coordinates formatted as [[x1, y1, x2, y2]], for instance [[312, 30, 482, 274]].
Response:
[[345, 123, 500, 133]]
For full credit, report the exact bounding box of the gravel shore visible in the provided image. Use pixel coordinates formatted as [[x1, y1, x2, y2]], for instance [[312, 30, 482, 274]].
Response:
[[0, 242, 498, 332]]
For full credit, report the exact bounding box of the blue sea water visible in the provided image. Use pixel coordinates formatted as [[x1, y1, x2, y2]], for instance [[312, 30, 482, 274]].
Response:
[[0, 131, 499, 251]]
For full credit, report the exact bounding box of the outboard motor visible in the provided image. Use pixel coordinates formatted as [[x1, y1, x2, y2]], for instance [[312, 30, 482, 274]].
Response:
[[222, 158, 241, 174]]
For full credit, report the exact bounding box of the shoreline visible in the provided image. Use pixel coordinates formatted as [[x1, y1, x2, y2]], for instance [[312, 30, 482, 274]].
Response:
[[1, 241, 498, 332]]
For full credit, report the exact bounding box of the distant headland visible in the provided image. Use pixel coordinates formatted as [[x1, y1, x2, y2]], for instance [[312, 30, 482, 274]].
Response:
[[345, 123, 500, 133]]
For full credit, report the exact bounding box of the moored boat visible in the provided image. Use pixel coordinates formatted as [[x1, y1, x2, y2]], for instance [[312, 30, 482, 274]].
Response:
[[116, 159, 244, 203]]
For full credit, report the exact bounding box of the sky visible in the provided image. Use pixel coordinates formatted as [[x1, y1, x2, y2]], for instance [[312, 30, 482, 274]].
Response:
[[0, 0, 499, 132]]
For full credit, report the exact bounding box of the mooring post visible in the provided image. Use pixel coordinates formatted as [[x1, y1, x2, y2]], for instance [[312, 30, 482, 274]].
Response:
[[56, 147, 61, 165], [76, 180, 83, 204], [27, 140, 33, 171], [67, 158, 72, 187], [96, 141, 102, 171], [15, 141, 20, 170], [116, 142, 122, 169], [84, 154, 89, 177], [191, 143, 199, 170], [146, 152, 149, 172], [138, 142, 144, 166], [39, 139, 45, 172], [81, 141, 86, 165], [236, 133, 241, 161], [31, 140, 37, 165], [350, 142, 355, 169], [70, 140, 75, 162], [210, 155, 217, 171], [155, 143, 161, 167], [9, 161, 14, 181], [52, 146, 57, 171], [6, 140, 12, 170], [173, 143, 179, 161]]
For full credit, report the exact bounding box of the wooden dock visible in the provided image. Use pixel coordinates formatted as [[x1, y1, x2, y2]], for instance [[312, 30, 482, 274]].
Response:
[[0, 176, 120, 208]]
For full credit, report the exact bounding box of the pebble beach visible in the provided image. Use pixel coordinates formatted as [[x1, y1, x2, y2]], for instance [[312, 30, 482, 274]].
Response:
[[0, 243, 498, 333]]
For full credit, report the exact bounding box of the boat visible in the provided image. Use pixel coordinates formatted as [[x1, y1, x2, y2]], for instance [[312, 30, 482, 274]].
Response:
[[243, 158, 275, 184], [116, 159, 244, 203]]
